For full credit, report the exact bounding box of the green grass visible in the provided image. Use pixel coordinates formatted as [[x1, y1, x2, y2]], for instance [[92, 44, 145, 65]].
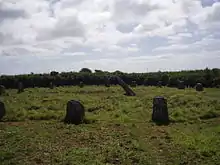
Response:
[[0, 86, 220, 165]]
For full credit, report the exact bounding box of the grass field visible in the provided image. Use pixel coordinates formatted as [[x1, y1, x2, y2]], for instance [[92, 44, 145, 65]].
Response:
[[0, 86, 220, 165]]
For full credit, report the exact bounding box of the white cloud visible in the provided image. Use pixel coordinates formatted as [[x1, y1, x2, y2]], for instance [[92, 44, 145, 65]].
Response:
[[0, 0, 220, 74]]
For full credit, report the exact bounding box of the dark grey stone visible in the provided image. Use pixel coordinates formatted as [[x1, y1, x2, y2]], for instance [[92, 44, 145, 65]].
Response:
[[152, 96, 169, 124], [79, 81, 84, 88], [130, 81, 137, 87], [157, 81, 162, 88], [49, 82, 54, 89], [195, 83, 204, 91], [178, 81, 185, 89], [0, 101, 6, 120], [105, 78, 110, 87], [64, 100, 85, 124], [0, 85, 6, 95], [17, 82, 24, 93], [115, 76, 136, 96]]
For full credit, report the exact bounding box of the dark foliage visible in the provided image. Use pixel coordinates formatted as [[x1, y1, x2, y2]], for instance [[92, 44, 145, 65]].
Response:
[[0, 68, 219, 89]]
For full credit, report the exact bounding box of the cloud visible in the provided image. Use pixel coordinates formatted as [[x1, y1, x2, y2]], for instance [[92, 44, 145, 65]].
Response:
[[0, 0, 220, 74], [0, 2, 26, 22], [37, 15, 85, 40]]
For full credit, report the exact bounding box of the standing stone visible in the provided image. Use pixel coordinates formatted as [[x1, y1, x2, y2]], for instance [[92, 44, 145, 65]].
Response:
[[0, 101, 6, 120], [49, 82, 54, 89], [105, 77, 110, 87], [79, 81, 84, 88], [64, 100, 85, 124], [17, 82, 24, 93], [0, 85, 6, 95], [131, 81, 137, 87], [195, 83, 204, 91], [157, 81, 162, 88], [152, 96, 169, 124], [115, 76, 136, 96], [105, 83, 110, 87], [178, 80, 185, 89]]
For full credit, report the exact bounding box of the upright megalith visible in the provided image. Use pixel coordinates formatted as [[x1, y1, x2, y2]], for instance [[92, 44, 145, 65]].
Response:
[[105, 83, 110, 87], [131, 81, 137, 87], [49, 82, 54, 89], [157, 81, 162, 88], [115, 76, 136, 96], [0, 101, 6, 120], [152, 96, 169, 124], [195, 83, 204, 91], [17, 82, 24, 93], [64, 100, 85, 125], [0, 85, 6, 95], [79, 81, 84, 88], [105, 77, 110, 87], [178, 80, 185, 89]]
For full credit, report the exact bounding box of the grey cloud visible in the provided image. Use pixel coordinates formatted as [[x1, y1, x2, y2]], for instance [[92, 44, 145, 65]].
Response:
[[57, 0, 83, 8], [112, 0, 159, 22], [0, 2, 26, 22], [201, 0, 220, 7], [37, 16, 85, 41], [116, 23, 139, 33], [0, 32, 23, 45], [206, 2, 220, 22], [0, 47, 33, 56], [114, 0, 158, 15]]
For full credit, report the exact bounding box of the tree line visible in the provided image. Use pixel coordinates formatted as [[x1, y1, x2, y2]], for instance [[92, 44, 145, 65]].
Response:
[[0, 68, 220, 89]]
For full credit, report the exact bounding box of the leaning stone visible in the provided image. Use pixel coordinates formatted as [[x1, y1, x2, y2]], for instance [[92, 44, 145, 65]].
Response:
[[195, 83, 204, 91], [0, 101, 6, 120], [64, 100, 85, 124], [0, 85, 6, 95], [17, 82, 24, 93], [115, 76, 136, 96], [152, 96, 169, 124], [178, 81, 185, 89]]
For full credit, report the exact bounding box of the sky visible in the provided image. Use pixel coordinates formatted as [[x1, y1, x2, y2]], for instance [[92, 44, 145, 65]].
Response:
[[0, 0, 220, 75]]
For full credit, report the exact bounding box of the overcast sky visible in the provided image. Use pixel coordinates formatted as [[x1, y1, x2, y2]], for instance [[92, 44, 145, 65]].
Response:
[[0, 0, 220, 75]]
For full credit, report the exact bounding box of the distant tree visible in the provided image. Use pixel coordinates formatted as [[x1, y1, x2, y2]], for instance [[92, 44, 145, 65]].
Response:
[[113, 70, 123, 75], [213, 77, 220, 87], [145, 76, 158, 86], [0, 68, 219, 89], [161, 74, 169, 86], [79, 68, 92, 73], [204, 67, 213, 87], [212, 68, 220, 77], [95, 69, 103, 73], [50, 71, 59, 76]]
